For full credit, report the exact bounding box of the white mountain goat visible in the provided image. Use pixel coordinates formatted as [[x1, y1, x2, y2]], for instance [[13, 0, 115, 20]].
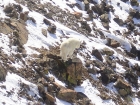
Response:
[[60, 38, 81, 61]]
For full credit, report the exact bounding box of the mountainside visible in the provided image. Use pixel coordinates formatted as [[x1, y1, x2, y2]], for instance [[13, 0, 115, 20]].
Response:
[[0, 0, 140, 105]]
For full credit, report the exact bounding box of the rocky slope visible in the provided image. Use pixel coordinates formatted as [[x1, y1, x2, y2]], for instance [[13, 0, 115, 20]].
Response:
[[0, 0, 140, 105]]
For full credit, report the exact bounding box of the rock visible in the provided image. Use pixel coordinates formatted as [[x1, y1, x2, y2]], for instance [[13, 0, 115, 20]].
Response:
[[92, 4, 104, 15], [100, 13, 109, 22], [110, 39, 120, 48], [72, 12, 82, 19], [113, 17, 124, 26], [137, 50, 140, 60], [81, 21, 91, 33], [115, 79, 131, 96], [125, 70, 138, 88], [85, 60, 92, 67], [102, 22, 109, 30], [92, 49, 103, 61], [118, 89, 129, 96], [20, 11, 29, 21], [137, 91, 140, 98], [46, 92, 56, 103], [57, 88, 77, 102], [66, 61, 83, 85], [44, 12, 54, 20], [47, 24, 56, 34], [3, 4, 14, 13], [0, 66, 7, 82], [102, 48, 114, 56], [13, 4, 23, 12], [130, 0, 139, 6], [129, 44, 138, 57], [127, 22, 135, 31], [100, 66, 114, 84], [84, 0, 89, 11], [42, 28, 47, 36], [43, 18, 51, 26]]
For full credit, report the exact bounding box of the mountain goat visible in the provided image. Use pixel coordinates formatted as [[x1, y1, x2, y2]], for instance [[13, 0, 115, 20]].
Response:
[[60, 38, 81, 61]]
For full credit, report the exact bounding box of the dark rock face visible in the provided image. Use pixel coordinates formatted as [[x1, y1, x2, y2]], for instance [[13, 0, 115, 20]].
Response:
[[124, 70, 138, 88], [43, 18, 51, 26], [0, 66, 7, 82], [81, 21, 92, 33], [113, 17, 124, 26], [137, 50, 140, 60], [92, 49, 103, 61]]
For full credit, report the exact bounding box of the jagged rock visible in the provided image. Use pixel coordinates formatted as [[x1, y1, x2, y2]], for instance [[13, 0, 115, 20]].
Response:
[[137, 50, 140, 60], [87, 67, 97, 74], [124, 70, 138, 88], [47, 24, 56, 34], [129, 44, 138, 57], [130, 0, 139, 6], [81, 21, 91, 33], [92, 49, 103, 61], [106, 38, 120, 48], [3, 4, 14, 13], [13, 4, 23, 12], [57, 88, 77, 102], [44, 12, 54, 20], [102, 22, 109, 30], [115, 79, 131, 96], [128, 8, 140, 19], [137, 91, 140, 98], [20, 11, 29, 21], [127, 22, 135, 31], [100, 66, 114, 84], [113, 17, 124, 26], [46, 92, 56, 103], [105, 56, 112, 66], [91, 4, 104, 15], [0, 65, 7, 82], [42, 28, 47, 36], [100, 13, 109, 22], [66, 60, 83, 85], [102, 48, 114, 56], [72, 12, 82, 19], [43, 18, 51, 26]]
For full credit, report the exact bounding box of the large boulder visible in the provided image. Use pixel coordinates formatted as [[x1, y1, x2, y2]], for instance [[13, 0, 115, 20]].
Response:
[[57, 88, 77, 102], [92, 49, 103, 61], [115, 79, 131, 96]]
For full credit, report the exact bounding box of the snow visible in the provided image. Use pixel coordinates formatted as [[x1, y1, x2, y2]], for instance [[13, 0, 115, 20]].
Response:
[[0, 33, 11, 55], [0, 0, 140, 105], [75, 79, 116, 105], [0, 72, 40, 105]]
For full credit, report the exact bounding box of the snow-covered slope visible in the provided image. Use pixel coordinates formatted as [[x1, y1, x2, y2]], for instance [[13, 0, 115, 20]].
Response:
[[0, 0, 140, 105]]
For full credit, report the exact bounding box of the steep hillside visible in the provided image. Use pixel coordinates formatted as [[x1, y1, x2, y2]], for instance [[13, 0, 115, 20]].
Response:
[[0, 0, 140, 105]]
